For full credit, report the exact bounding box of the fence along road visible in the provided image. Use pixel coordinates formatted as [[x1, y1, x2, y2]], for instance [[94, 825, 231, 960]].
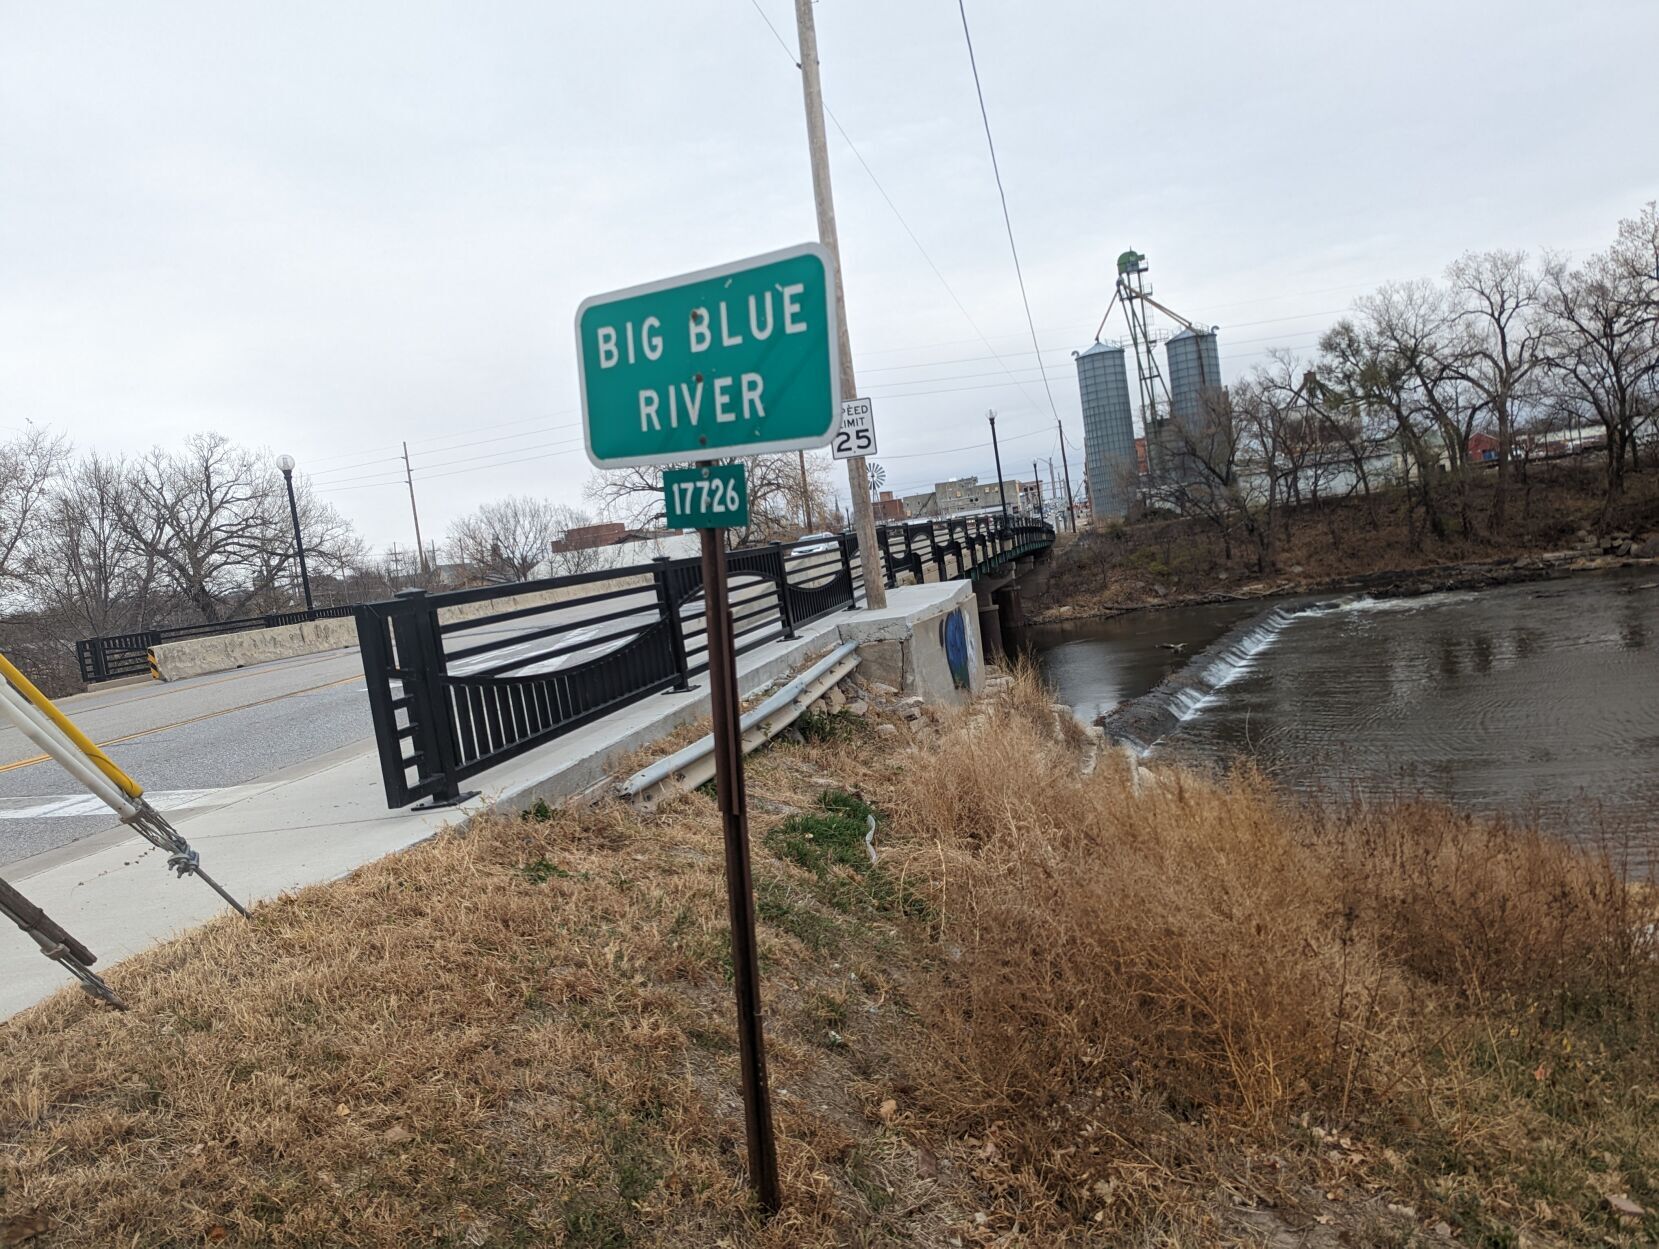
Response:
[[8, 517, 1050, 865], [358, 515, 1052, 810], [2, 538, 867, 864], [359, 532, 872, 809]]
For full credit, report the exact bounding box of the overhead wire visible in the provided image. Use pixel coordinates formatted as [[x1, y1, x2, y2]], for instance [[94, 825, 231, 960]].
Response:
[[743, 0, 1053, 419], [953, 0, 1063, 427]]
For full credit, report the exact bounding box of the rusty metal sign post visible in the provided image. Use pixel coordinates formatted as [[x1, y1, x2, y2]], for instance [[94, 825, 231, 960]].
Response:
[[667, 460, 779, 1212], [698, 509, 781, 1215]]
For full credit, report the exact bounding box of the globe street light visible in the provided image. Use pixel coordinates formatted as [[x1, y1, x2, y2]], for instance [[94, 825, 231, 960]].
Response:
[[275, 454, 314, 613]]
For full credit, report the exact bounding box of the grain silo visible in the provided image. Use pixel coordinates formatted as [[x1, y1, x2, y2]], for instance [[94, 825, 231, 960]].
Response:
[[1074, 341, 1137, 522], [1165, 327, 1222, 429]]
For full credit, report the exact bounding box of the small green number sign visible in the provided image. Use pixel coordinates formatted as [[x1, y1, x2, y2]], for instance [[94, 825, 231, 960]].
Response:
[[663, 464, 749, 530], [576, 243, 842, 468]]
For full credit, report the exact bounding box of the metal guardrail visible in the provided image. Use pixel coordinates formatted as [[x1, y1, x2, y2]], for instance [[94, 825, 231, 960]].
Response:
[[75, 605, 358, 684], [875, 513, 1056, 587], [359, 515, 1054, 810], [357, 533, 864, 808]]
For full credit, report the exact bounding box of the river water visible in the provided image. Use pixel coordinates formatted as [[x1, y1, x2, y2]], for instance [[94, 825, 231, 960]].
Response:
[[1033, 568, 1659, 871]]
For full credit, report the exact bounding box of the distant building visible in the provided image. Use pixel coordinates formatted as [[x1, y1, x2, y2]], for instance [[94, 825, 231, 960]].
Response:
[[932, 475, 1023, 515], [901, 490, 938, 518], [1150, 328, 1223, 482], [872, 490, 906, 522], [1075, 341, 1138, 522], [551, 521, 674, 553]]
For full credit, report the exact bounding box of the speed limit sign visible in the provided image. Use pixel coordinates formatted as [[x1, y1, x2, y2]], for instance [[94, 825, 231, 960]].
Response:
[[832, 398, 877, 460]]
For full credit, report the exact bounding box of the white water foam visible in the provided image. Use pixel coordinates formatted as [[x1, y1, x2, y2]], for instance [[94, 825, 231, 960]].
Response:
[[1331, 590, 1480, 615], [1112, 592, 1474, 756], [1161, 606, 1301, 728]]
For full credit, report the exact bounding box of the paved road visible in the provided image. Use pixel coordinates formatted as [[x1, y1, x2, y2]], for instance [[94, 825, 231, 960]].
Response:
[[0, 648, 375, 866]]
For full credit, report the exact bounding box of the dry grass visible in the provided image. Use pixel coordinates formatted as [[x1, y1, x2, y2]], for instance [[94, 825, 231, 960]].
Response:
[[2, 670, 1656, 1246], [886, 669, 1659, 1244], [0, 718, 988, 1247]]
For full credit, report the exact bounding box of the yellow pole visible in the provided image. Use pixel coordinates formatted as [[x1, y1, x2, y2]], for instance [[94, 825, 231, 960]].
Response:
[[0, 653, 143, 799]]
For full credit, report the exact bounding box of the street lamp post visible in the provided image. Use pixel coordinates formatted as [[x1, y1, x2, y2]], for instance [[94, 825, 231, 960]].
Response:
[[275, 454, 314, 614], [988, 410, 1010, 525]]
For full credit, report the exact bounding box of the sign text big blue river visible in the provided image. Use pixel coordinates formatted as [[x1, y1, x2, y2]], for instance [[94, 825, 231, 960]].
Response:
[[576, 244, 841, 468]]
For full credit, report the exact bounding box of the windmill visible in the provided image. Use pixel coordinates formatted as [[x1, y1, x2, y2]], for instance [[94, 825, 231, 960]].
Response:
[[866, 461, 886, 502]]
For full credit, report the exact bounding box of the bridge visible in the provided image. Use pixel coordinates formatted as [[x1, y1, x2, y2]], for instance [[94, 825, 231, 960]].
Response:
[[2, 514, 1052, 1016]]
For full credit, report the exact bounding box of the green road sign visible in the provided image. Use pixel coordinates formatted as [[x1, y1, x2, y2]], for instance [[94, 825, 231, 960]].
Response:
[[663, 463, 749, 529], [577, 243, 842, 468]]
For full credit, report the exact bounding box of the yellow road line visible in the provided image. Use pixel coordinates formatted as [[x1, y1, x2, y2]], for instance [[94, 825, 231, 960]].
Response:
[[1, 652, 145, 797], [0, 674, 361, 776]]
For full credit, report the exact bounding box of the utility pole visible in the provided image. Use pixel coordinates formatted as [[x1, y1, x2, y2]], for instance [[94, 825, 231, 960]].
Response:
[[988, 410, 1009, 523], [1032, 460, 1043, 520], [1047, 457, 1060, 524], [797, 450, 813, 532], [403, 441, 429, 576], [1057, 419, 1077, 532], [793, 0, 885, 609]]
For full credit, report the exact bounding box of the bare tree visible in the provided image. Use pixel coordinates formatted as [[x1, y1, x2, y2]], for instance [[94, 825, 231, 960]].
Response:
[[1444, 250, 1547, 530], [0, 425, 68, 595], [112, 433, 366, 622], [1338, 282, 1485, 541], [115, 434, 288, 621], [21, 453, 155, 636], [447, 495, 565, 584], [1147, 384, 1278, 569], [585, 452, 835, 545], [1542, 224, 1659, 521]]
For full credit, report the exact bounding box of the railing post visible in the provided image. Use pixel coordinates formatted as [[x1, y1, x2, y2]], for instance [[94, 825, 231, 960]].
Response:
[[875, 523, 897, 589], [391, 589, 468, 806], [770, 543, 797, 639], [902, 524, 923, 583], [653, 557, 693, 691], [356, 606, 412, 808], [838, 532, 859, 609]]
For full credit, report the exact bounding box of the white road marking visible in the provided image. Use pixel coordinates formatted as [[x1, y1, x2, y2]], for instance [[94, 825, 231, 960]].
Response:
[[0, 788, 230, 820]]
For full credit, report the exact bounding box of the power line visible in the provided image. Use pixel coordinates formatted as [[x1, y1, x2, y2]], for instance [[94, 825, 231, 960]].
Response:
[[880, 424, 1051, 460], [954, 0, 1062, 426], [745, 0, 796, 60], [302, 409, 581, 474], [862, 338, 1328, 404], [742, 0, 1048, 414], [858, 310, 1346, 376]]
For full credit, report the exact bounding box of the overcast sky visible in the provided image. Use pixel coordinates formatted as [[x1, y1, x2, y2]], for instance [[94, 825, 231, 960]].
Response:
[[4, 1, 1656, 551]]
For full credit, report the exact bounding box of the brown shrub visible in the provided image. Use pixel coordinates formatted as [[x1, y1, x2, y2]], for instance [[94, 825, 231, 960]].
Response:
[[884, 669, 1657, 1214]]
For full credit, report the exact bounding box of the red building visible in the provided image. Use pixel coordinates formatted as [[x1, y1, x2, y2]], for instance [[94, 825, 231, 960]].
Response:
[[872, 490, 906, 522], [551, 522, 630, 552], [1468, 432, 1501, 462]]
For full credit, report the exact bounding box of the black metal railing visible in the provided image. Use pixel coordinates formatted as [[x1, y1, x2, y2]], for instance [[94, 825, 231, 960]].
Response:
[[875, 512, 1055, 588], [75, 605, 359, 684], [359, 515, 1054, 809], [357, 533, 865, 808]]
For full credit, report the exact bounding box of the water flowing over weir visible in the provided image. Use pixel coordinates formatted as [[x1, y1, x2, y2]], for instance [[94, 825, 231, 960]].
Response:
[[1096, 602, 1323, 753], [1059, 571, 1659, 874]]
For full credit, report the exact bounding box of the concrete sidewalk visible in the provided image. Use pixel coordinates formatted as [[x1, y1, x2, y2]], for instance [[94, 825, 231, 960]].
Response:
[[2, 583, 971, 1020]]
